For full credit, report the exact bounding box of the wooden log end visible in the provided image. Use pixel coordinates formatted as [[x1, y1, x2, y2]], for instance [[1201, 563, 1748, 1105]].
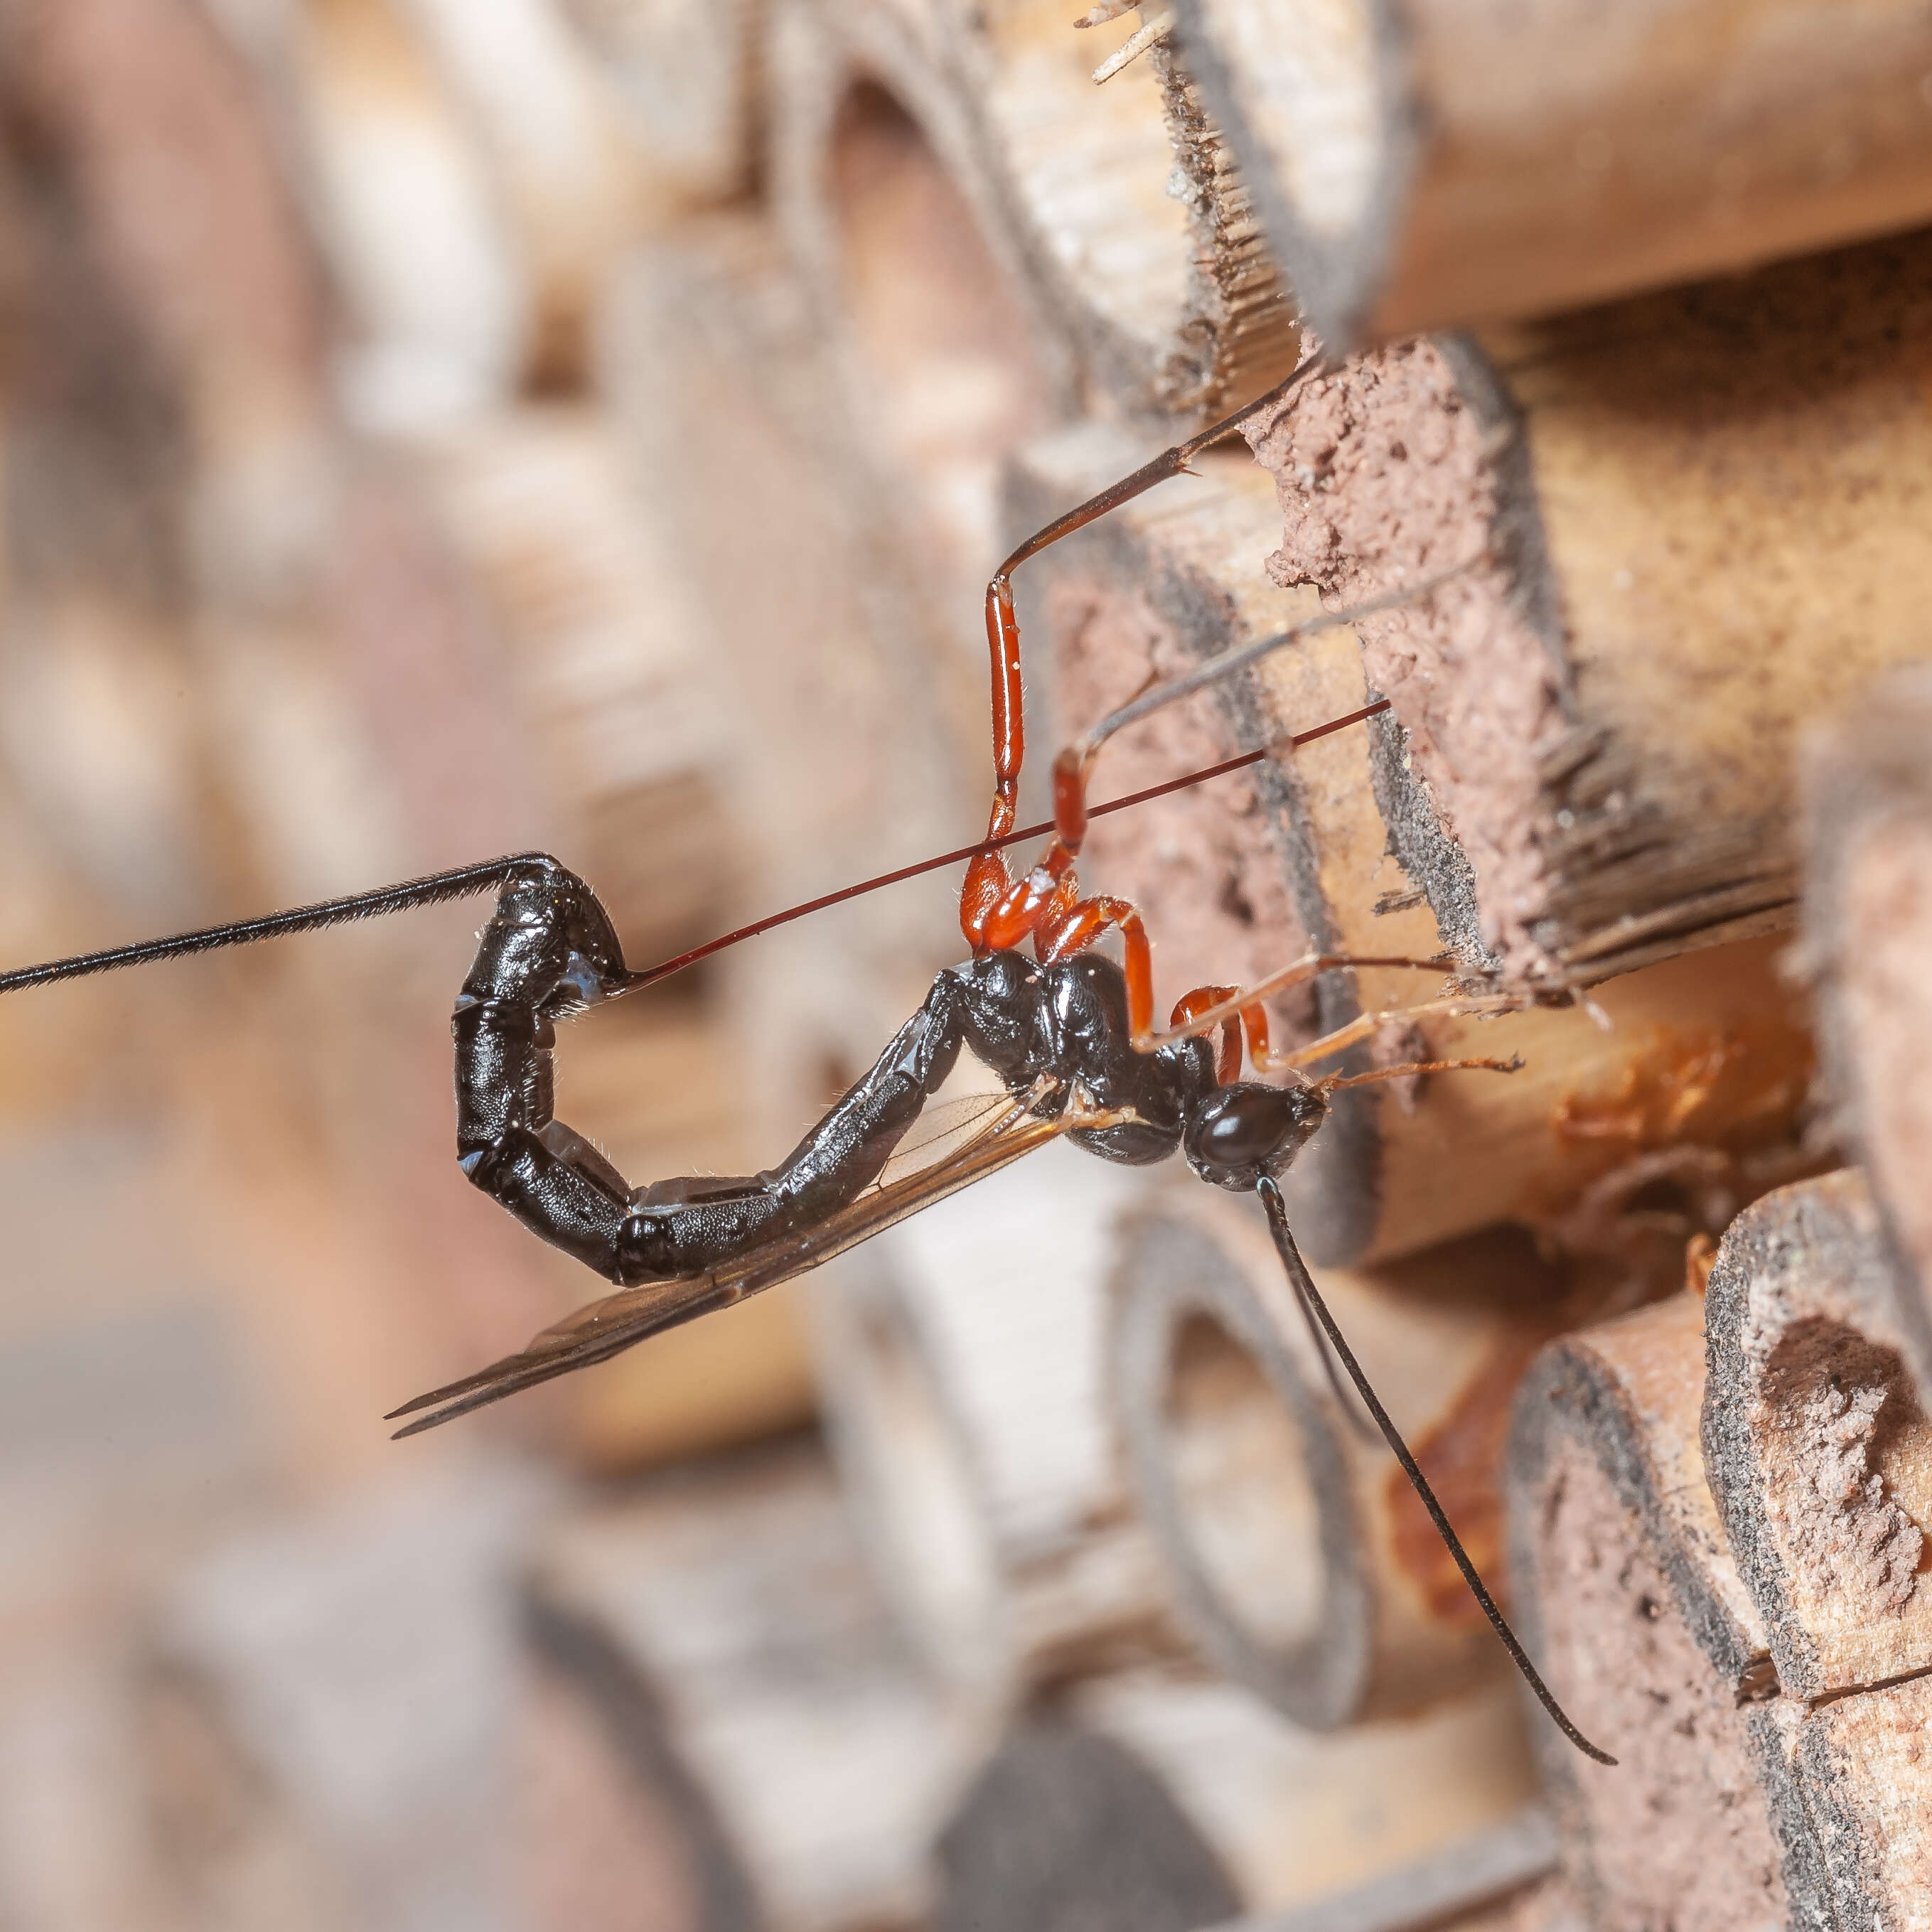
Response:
[[1699, 1170, 1932, 1703], [1803, 665, 1932, 1399], [1504, 1294, 1790, 1928]]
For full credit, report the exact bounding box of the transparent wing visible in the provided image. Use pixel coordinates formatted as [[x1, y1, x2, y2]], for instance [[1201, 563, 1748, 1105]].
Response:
[[874, 1088, 1029, 1190], [387, 1087, 1131, 1437]]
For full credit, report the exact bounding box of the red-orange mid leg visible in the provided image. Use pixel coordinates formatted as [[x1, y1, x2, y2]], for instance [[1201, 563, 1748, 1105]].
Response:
[[960, 576, 1028, 950], [1168, 985, 1272, 1085]]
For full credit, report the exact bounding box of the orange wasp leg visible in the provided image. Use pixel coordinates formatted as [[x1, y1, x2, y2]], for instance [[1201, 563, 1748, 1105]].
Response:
[[960, 353, 1320, 952]]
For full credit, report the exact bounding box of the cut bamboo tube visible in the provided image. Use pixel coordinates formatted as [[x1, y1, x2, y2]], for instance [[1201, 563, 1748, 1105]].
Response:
[[554, 0, 758, 208], [1109, 1186, 1565, 1727], [954, 0, 1299, 424], [812, 1141, 1185, 1698], [934, 1669, 1540, 1928], [526, 1437, 984, 1932], [1699, 1170, 1932, 1707], [1175, 0, 1932, 354], [1803, 668, 1932, 1409], [1243, 228, 1932, 989], [1504, 1292, 1791, 1928], [770, 0, 1297, 434], [1011, 428, 1817, 1268]]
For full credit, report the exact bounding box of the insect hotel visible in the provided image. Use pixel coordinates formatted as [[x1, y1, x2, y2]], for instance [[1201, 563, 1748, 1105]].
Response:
[[0, 0, 1928, 1928]]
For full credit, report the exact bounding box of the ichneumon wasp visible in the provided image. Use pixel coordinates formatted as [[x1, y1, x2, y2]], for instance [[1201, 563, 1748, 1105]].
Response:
[[0, 357, 1614, 1764]]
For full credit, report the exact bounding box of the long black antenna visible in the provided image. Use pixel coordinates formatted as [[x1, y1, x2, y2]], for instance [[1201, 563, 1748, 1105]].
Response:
[[1255, 1176, 1617, 1766], [0, 705, 1394, 1002], [0, 854, 543, 997]]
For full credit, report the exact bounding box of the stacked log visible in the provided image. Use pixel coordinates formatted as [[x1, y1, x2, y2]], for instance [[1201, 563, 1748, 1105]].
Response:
[[1174, 0, 1932, 354], [16, 0, 1932, 1921], [935, 1669, 1545, 1929], [1802, 671, 1932, 1407], [522, 1437, 984, 1932], [1108, 1188, 1567, 1727], [1507, 1171, 1932, 1926]]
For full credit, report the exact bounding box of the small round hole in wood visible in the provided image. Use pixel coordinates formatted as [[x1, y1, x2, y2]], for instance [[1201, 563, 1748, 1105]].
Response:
[[1164, 1311, 1326, 1657], [1110, 1211, 1370, 1728]]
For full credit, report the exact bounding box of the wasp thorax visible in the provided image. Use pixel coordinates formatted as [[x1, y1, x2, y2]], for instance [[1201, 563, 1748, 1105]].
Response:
[[1183, 1081, 1328, 1190]]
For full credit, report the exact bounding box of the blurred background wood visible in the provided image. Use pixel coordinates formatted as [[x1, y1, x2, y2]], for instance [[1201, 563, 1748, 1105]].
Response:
[[935, 1669, 1540, 1928], [525, 1437, 984, 1932], [1803, 669, 1932, 1410], [1175, 0, 1932, 353], [814, 1142, 1186, 1702]]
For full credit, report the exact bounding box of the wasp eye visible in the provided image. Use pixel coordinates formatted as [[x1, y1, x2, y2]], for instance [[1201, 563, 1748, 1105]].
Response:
[[1184, 1082, 1326, 1188]]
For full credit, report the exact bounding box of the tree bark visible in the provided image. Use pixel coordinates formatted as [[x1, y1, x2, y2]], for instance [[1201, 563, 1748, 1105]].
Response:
[[1174, 0, 1932, 355]]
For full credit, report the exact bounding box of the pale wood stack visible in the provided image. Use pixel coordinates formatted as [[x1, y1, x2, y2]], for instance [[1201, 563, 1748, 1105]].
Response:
[[12, 0, 1932, 1927]]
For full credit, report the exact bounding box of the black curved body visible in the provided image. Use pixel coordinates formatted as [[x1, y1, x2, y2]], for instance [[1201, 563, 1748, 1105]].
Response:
[[453, 858, 1325, 1287]]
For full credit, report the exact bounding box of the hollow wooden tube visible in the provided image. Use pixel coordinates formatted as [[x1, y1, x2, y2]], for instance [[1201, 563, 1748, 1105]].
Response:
[[1704, 1174, 1932, 1928], [952, 0, 1300, 424], [769, 0, 1299, 436], [1803, 670, 1932, 1410], [1011, 428, 1816, 1270], [812, 1143, 1188, 1701], [1503, 1292, 1791, 1928], [1700, 1174, 1932, 1932], [602, 210, 972, 1007], [1513, 1183, 1932, 1931], [1107, 1186, 1566, 1729], [933, 1668, 1545, 1930], [1243, 229, 1932, 989], [1174, 0, 1932, 355], [555, 0, 759, 208], [1699, 1171, 1932, 1707], [525, 1438, 983, 1932]]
